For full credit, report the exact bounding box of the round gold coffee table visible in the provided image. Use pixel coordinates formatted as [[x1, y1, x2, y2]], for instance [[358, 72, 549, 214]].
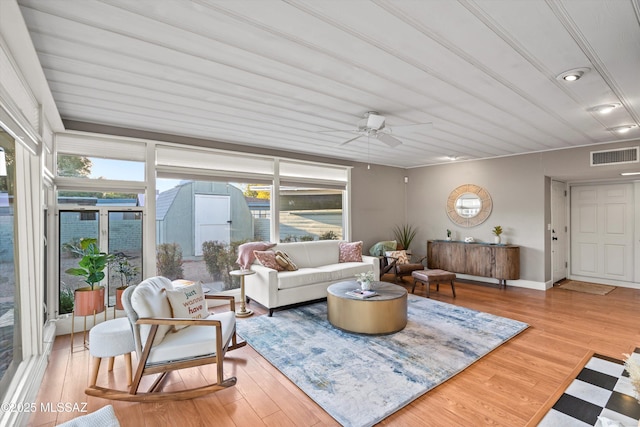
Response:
[[327, 281, 407, 335]]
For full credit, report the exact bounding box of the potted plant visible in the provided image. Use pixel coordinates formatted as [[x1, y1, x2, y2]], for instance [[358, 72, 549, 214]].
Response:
[[492, 226, 503, 244], [65, 238, 113, 316], [446, 229, 452, 241], [394, 224, 418, 252], [111, 253, 140, 310]]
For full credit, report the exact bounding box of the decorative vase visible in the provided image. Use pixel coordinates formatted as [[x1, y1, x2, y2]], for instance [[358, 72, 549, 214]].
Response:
[[494, 235, 501, 244], [359, 280, 372, 291]]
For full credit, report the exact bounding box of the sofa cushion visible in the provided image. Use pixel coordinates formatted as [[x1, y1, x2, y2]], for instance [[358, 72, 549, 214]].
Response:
[[165, 282, 208, 330], [274, 240, 340, 268], [254, 250, 285, 271], [147, 311, 235, 365], [130, 277, 174, 346], [277, 268, 333, 290], [339, 241, 363, 263], [317, 262, 373, 282]]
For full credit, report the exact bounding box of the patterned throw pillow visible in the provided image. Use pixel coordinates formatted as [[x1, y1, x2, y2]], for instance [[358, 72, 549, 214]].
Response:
[[275, 250, 298, 271], [339, 241, 363, 263], [386, 250, 409, 265], [253, 250, 285, 271], [165, 282, 208, 331], [236, 241, 277, 269]]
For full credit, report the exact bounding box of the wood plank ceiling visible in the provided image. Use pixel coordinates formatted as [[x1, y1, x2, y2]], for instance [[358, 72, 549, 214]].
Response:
[[16, 0, 640, 168]]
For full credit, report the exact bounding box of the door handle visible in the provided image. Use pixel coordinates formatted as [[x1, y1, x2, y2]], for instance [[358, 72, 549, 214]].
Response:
[[552, 237, 558, 241]]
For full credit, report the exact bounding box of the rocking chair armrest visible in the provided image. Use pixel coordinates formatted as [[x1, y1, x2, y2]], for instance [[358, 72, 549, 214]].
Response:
[[205, 294, 236, 311], [136, 317, 223, 327]]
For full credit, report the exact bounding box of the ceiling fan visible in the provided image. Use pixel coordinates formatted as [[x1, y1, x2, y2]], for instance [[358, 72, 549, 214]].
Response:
[[319, 111, 432, 147]]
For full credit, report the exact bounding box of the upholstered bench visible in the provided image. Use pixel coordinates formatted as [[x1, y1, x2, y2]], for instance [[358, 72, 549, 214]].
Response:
[[411, 269, 456, 298]]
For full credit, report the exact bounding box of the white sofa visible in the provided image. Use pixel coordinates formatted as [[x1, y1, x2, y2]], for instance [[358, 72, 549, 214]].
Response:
[[245, 240, 379, 316]]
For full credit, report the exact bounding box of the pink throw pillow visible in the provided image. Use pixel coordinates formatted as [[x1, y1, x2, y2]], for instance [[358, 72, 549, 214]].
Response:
[[236, 241, 277, 269], [339, 241, 363, 263], [253, 250, 285, 271]]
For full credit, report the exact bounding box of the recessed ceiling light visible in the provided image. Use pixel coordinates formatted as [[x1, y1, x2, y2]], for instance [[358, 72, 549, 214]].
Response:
[[620, 172, 640, 176], [556, 67, 590, 82], [590, 103, 621, 114], [446, 155, 458, 161], [610, 125, 638, 134]]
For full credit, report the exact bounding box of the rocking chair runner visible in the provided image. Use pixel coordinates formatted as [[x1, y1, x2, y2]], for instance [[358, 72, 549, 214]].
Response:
[[85, 276, 246, 402]]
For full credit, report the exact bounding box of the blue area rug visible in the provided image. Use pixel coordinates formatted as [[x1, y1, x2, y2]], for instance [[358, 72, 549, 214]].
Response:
[[237, 295, 528, 427]]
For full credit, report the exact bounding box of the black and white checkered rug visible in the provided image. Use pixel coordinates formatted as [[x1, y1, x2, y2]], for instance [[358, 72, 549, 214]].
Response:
[[538, 348, 640, 426]]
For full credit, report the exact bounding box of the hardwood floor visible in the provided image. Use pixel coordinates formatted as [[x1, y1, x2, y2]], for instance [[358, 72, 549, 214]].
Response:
[[27, 278, 640, 427]]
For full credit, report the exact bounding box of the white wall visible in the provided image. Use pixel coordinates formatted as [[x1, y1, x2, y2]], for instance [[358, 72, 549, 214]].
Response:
[[406, 139, 640, 289]]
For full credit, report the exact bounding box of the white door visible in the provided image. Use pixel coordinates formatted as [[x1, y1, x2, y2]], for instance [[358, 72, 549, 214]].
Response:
[[194, 195, 230, 256], [551, 180, 567, 284], [570, 183, 634, 282]]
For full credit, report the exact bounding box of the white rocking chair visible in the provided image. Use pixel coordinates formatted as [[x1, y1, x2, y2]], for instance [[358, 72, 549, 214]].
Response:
[[85, 276, 245, 402]]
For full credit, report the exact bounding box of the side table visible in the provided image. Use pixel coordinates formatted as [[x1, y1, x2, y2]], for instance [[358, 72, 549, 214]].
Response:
[[229, 269, 256, 317]]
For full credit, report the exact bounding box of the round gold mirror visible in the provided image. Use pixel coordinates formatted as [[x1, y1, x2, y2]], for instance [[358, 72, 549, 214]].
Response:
[[447, 184, 492, 227]]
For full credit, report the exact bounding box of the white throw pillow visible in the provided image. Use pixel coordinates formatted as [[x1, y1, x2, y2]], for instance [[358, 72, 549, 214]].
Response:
[[165, 282, 208, 331], [130, 277, 174, 346]]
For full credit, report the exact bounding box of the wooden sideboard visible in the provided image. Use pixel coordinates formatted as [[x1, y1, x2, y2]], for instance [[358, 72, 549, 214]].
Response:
[[426, 240, 520, 287]]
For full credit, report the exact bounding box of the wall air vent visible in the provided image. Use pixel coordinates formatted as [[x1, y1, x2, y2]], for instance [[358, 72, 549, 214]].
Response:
[[590, 146, 639, 166]]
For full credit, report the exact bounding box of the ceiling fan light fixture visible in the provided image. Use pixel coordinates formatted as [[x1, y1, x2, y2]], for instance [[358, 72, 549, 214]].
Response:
[[610, 124, 638, 134], [591, 103, 621, 114], [556, 67, 590, 82]]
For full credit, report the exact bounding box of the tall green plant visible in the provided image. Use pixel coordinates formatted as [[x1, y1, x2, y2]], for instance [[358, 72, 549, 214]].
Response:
[[65, 238, 113, 290], [393, 224, 418, 250]]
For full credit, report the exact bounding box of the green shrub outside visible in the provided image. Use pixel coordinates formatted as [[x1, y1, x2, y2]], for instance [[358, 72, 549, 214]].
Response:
[[156, 243, 184, 280]]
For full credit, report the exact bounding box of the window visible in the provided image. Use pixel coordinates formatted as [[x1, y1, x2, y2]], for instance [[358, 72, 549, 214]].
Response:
[[57, 155, 144, 181], [156, 179, 271, 291], [0, 129, 21, 398], [279, 186, 344, 242]]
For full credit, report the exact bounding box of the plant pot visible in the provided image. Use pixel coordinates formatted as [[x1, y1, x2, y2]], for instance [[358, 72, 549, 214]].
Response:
[[74, 286, 105, 316], [494, 236, 501, 244], [115, 287, 127, 311]]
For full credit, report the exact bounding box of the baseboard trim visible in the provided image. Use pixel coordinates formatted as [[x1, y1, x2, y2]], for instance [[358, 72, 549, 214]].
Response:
[[454, 274, 547, 291]]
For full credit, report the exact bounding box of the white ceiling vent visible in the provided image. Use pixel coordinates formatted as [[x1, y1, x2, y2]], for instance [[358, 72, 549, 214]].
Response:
[[590, 147, 639, 166]]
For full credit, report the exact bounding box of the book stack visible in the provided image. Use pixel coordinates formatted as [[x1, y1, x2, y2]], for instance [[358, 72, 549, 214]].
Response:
[[345, 289, 379, 299]]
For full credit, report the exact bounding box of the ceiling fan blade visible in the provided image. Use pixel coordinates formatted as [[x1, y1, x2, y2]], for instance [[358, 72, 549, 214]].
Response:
[[376, 133, 402, 148], [367, 113, 386, 130], [339, 134, 364, 146]]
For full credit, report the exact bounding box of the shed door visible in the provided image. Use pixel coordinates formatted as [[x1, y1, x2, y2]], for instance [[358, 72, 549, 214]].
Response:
[[194, 195, 230, 256], [570, 184, 633, 282]]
